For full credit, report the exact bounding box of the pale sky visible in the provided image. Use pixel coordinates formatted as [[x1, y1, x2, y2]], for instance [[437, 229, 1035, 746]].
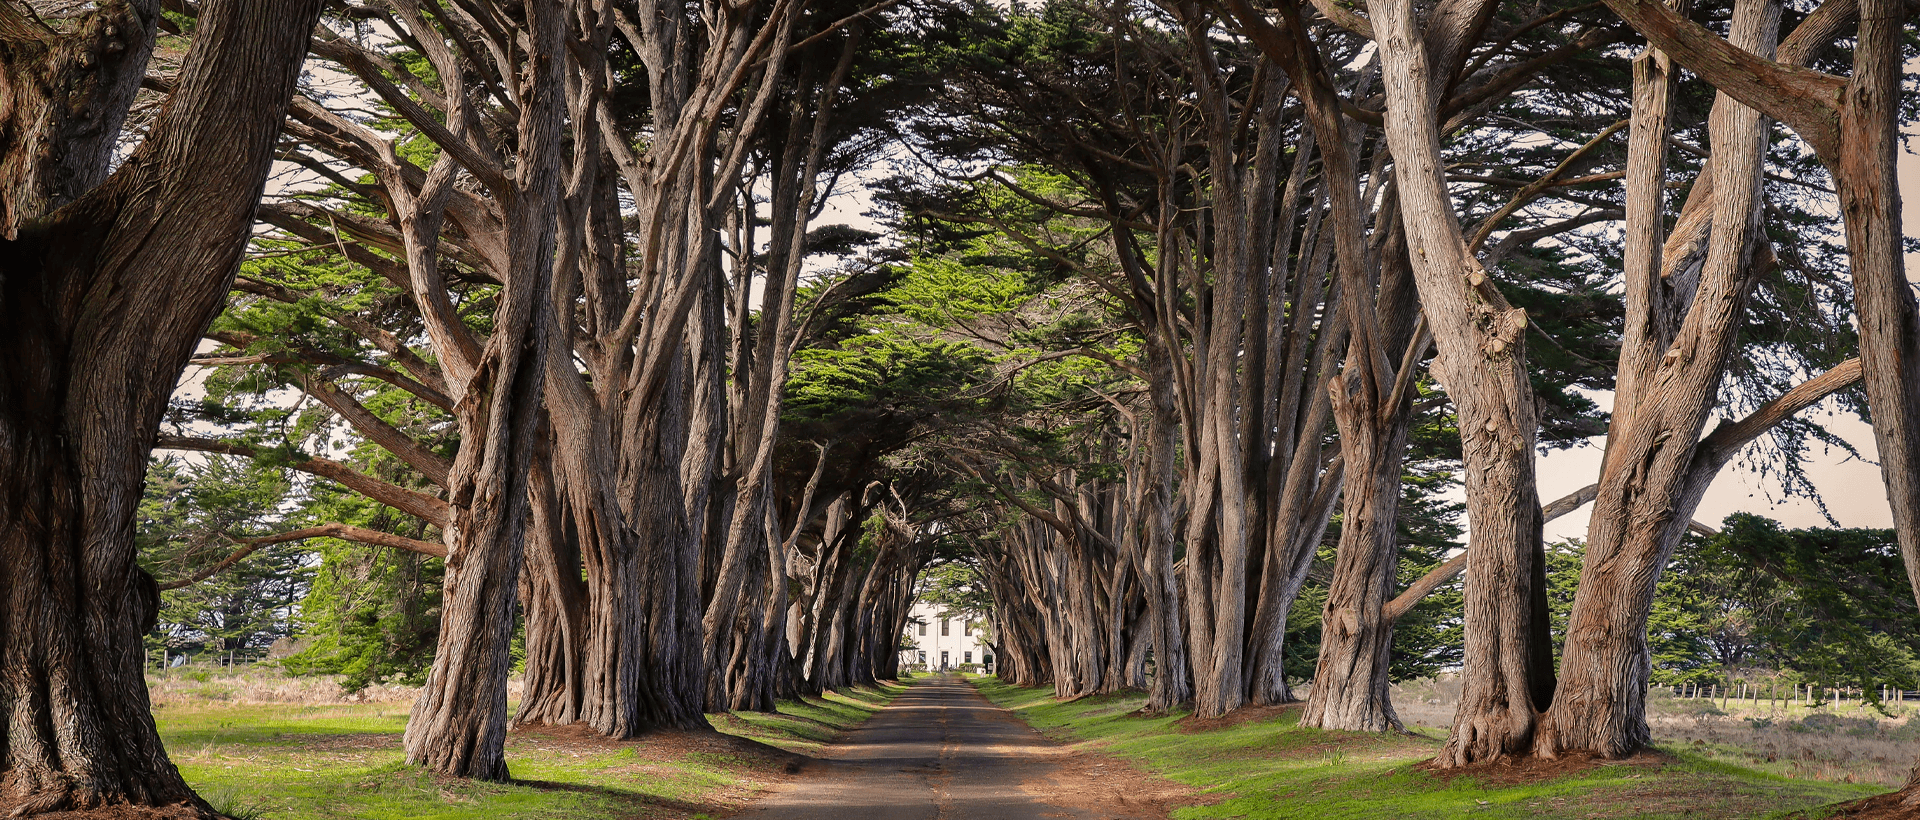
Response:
[[1539, 131, 1920, 540]]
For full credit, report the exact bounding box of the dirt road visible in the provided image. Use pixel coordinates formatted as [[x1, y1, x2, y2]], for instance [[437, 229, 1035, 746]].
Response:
[[729, 674, 1174, 820]]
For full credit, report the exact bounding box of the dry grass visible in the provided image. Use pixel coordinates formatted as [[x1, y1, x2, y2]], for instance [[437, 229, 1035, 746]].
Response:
[[1390, 677, 1920, 787], [146, 662, 518, 707]]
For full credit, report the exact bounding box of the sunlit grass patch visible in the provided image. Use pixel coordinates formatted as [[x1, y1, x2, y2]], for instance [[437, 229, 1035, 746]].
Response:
[[709, 681, 908, 754], [153, 670, 909, 819], [969, 677, 1884, 820]]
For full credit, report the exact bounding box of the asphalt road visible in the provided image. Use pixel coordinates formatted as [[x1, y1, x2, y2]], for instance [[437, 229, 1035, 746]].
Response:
[[730, 674, 1107, 820]]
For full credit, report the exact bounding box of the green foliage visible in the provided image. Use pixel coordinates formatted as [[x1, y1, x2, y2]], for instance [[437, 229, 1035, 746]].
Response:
[[1547, 516, 1920, 696], [785, 332, 992, 426], [280, 550, 442, 691], [279, 489, 443, 691], [1709, 515, 1920, 696], [137, 457, 311, 657], [917, 559, 996, 642]]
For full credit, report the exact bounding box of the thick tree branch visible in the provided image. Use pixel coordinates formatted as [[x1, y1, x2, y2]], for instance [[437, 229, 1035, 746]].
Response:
[[155, 435, 451, 526], [309, 25, 509, 193], [1696, 358, 1864, 466], [157, 523, 447, 589], [298, 377, 453, 487], [1597, 0, 1845, 153]]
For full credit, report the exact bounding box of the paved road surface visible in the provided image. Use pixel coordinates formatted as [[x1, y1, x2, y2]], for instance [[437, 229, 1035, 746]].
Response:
[[731, 674, 1111, 820]]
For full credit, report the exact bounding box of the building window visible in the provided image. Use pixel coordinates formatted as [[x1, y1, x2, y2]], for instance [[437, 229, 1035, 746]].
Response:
[[964, 651, 972, 664], [918, 622, 926, 636], [918, 651, 926, 664], [941, 619, 949, 637], [941, 651, 949, 668], [962, 621, 969, 636]]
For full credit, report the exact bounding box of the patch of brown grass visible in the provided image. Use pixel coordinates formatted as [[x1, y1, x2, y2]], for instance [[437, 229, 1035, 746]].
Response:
[[144, 665, 433, 706], [1390, 676, 1920, 788], [1017, 744, 1206, 820]]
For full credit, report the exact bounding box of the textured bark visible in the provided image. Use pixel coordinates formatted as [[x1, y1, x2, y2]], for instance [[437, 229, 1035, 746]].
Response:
[[1372, 0, 1554, 765], [845, 512, 921, 686], [798, 493, 859, 693], [1169, 6, 1290, 718], [1239, 139, 1349, 710], [402, 0, 564, 781], [514, 450, 586, 728], [1138, 348, 1190, 711], [1600, 0, 1918, 651], [1822, 0, 1919, 796], [1537, 0, 1777, 759], [1301, 375, 1412, 732], [701, 34, 850, 711], [1275, 60, 1419, 725], [1299, 296, 1424, 731], [0, 0, 322, 811], [1835, 0, 1920, 648], [0, 1, 156, 238]]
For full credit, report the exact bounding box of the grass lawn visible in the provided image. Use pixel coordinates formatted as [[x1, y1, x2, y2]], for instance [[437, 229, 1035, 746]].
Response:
[[152, 673, 906, 820], [967, 677, 1887, 820]]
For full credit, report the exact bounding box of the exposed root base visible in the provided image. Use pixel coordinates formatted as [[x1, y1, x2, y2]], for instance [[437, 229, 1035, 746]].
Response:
[[1810, 787, 1920, 819], [1415, 749, 1671, 786]]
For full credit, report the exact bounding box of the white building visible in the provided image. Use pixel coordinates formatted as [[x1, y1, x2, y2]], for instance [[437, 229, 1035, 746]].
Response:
[[899, 601, 994, 673]]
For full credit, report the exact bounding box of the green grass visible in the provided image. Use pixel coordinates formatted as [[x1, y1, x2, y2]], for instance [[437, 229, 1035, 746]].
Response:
[[156, 678, 908, 820], [712, 683, 904, 754], [967, 678, 1886, 820]]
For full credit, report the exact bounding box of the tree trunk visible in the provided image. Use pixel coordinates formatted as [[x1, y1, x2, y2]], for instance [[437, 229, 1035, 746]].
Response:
[[515, 449, 586, 727], [0, 0, 155, 237], [1537, 0, 1776, 759], [0, 0, 321, 812], [402, 0, 564, 780], [1139, 349, 1191, 710], [1832, 0, 1920, 802], [1839, 0, 1920, 654], [1371, 0, 1555, 765], [1301, 351, 1415, 732]]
